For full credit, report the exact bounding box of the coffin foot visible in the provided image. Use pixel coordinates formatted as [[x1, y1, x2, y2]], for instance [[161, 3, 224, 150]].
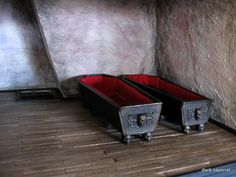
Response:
[[122, 135, 131, 144], [143, 132, 152, 142], [197, 124, 204, 132], [104, 121, 112, 129], [182, 126, 190, 134]]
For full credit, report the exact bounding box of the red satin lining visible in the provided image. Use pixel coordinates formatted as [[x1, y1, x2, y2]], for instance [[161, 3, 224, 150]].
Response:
[[80, 76, 153, 106], [125, 75, 204, 100]]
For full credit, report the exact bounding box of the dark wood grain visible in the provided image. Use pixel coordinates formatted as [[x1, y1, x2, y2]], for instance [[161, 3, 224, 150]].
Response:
[[0, 92, 235, 177]]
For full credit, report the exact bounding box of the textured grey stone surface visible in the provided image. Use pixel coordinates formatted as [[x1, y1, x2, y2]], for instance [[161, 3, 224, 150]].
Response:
[[156, 0, 236, 129], [33, 0, 157, 96], [0, 0, 57, 90]]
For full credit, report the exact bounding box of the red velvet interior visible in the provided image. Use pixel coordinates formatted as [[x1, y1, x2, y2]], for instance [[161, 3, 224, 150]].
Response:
[[80, 76, 153, 106], [125, 75, 204, 100]]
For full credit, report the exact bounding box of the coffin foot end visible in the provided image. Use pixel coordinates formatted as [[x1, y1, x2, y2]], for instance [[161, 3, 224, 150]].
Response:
[[104, 121, 112, 129], [182, 126, 190, 134], [197, 124, 204, 132], [144, 132, 152, 142], [122, 135, 131, 144]]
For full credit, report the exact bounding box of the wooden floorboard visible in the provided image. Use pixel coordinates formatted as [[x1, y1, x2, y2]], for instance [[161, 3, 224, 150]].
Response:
[[0, 92, 235, 177]]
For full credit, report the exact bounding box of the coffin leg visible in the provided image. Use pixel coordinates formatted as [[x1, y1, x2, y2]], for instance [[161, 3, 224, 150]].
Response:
[[182, 126, 190, 134], [104, 121, 112, 129], [197, 124, 204, 132], [122, 135, 131, 144], [144, 132, 152, 142], [160, 115, 166, 120]]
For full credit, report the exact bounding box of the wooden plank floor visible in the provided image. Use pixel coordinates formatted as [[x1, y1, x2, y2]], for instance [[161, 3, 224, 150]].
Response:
[[0, 92, 235, 177]]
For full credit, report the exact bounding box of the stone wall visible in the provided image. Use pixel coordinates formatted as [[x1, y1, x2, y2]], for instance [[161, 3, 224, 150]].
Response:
[[156, 0, 236, 129], [0, 0, 56, 90], [33, 0, 157, 96]]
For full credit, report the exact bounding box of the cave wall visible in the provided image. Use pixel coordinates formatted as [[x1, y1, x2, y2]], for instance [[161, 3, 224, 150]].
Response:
[[0, 0, 56, 90], [32, 0, 157, 96], [156, 0, 236, 129]]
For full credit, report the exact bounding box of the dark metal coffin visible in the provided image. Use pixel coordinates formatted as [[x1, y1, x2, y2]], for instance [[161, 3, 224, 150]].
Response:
[[120, 74, 212, 133], [77, 74, 162, 144]]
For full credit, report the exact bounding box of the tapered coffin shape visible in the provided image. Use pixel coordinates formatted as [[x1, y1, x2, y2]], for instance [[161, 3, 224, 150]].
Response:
[[120, 74, 212, 133], [77, 74, 162, 143]]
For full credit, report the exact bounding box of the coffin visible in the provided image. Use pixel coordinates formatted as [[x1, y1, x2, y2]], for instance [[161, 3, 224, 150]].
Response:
[[77, 74, 162, 144], [120, 74, 212, 133]]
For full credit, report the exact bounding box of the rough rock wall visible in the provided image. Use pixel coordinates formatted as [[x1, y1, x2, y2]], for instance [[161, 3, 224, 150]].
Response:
[[0, 0, 56, 90], [33, 0, 157, 96], [156, 0, 236, 129]]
